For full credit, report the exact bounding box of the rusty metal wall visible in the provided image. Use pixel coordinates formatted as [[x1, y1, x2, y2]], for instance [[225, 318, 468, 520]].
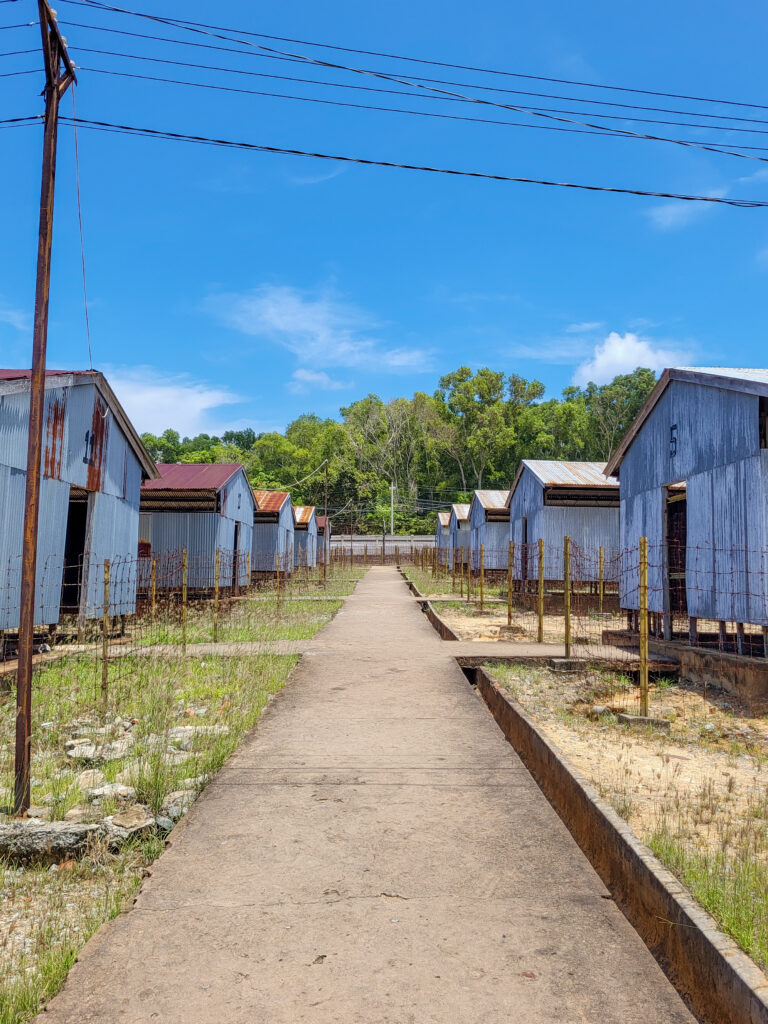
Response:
[[0, 466, 68, 629]]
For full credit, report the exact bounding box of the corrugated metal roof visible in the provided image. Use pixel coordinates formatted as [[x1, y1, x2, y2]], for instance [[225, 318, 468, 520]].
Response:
[[473, 490, 509, 511], [437, 511, 451, 527], [523, 460, 618, 488], [316, 515, 329, 532], [293, 505, 315, 525], [451, 503, 470, 521], [675, 367, 768, 387], [0, 368, 95, 380], [253, 489, 290, 513], [142, 463, 241, 491]]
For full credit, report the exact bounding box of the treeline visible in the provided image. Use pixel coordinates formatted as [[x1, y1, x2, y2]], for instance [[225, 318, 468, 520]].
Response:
[[141, 366, 655, 533]]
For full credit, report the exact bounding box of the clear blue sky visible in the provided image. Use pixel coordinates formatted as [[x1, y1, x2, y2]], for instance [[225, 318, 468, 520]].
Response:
[[2, 0, 767, 437]]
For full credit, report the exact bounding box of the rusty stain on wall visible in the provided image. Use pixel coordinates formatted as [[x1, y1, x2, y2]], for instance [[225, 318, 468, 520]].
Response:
[[85, 395, 109, 491], [44, 397, 65, 480]]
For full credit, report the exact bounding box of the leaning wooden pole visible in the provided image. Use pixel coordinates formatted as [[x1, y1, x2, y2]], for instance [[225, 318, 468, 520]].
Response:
[[15, 3, 76, 814]]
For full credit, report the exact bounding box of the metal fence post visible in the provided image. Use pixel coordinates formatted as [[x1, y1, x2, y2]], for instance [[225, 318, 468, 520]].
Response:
[[564, 536, 571, 658], [213, 547, 220, 643], [479, 544, 485, 611], [181, 548, 188, 655], [537, 538, 545, 644], [101, 558, 110, 699], [639, 536, 649, 716], [245, 550, 250, 591], [598, 545, 604, 616], [275, 552, 281, 609], [459, 546, 464, 597], [151, 556, 157, 622]]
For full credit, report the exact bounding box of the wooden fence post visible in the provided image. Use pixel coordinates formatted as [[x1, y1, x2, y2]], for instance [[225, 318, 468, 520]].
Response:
[[101, 559, 110, 699], [598, 545, 604, 616], [459, 546, 464, 597], [213, 547, 220, 643], [507, 540, 513, 627], [537, 538, 545, 644], [564, 536, 571, 658], [479, 544, 485, 611], [639, 536, 649, 716], [181, 549, 188, 655], [275, 552, 281, 609], [150, 556, 157, 623]]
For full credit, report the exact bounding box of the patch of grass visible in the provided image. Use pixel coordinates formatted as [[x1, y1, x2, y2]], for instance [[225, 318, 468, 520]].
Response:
[[649, 826, 768, 973], [0, 584, 346, 1021]]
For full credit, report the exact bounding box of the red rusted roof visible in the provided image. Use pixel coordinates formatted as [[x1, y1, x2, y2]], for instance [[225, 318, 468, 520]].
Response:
[[253, 489, 290, 513], [142, 463, 242, 491], [316, 515, 329, 533], [293, 505, 316, 526], [473, 490, 510, 511]]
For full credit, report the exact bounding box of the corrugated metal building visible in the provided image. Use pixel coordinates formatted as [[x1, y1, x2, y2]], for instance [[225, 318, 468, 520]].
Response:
[[140, 464, 254, 588], [435, 511, 450, 564], [316, 514, 331, 564], [506, 460, 619, 581], [448, 503, 470, 564], [293, 506, 318, 568], [469, 490, 510, 570], [252, 490, 294, 573], [605, 367, 768, 625], [0, 369, 156, 629]]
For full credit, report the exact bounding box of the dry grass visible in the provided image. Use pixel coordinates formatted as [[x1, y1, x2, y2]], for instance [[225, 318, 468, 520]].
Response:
[[488, 661, 768, 972]]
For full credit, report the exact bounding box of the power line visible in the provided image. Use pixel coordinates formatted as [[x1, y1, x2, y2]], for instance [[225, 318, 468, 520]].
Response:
[[55, 12, 768, 166], [57, 116, 768, 207], [60, 0, 768, 114], [65, 40, 768, 129], [73, 64, 768, 146]]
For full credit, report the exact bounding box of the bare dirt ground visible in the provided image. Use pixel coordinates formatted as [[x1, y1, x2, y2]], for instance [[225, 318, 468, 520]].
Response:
[[489, 662, 768, 853]]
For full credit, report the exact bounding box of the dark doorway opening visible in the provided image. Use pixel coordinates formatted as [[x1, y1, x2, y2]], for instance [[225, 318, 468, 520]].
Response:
[[61, 487, 89, 612], [232, 522, 241, 590], [666, 486, 687, 616]]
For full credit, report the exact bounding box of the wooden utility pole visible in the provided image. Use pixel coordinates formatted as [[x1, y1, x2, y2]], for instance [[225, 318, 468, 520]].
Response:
[[323, 460, 328, 585], [15, 2, 76, 815]]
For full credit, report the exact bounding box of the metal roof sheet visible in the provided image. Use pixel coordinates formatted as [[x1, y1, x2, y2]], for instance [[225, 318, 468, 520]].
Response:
[[473, 490, 510, 511], [605, 366, 768, 476], [437, 511, 451, 527], [253, 489, 290, 513], [523, 460, 617, 488], [293, 505, 316, 525], [316, 515, 329, 532], [143, 463, 241, 491], [451, 503, 470, 521]]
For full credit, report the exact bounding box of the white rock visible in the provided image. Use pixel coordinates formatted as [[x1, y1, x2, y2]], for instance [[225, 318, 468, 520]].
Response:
[[87, 783, 136, 803], [161, 789, 198, 821], [77, 769, 106, 791]]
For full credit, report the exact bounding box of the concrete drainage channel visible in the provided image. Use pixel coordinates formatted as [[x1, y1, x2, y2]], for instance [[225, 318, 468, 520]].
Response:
[[402, 569, 768, 1024]]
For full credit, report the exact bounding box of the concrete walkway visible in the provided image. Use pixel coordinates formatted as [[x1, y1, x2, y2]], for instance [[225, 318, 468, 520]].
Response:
[[39, 567, 694, 1023]]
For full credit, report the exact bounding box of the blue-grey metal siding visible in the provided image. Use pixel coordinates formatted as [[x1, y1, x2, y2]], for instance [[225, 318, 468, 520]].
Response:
[[508, 465, 619, 581], [252, 497, 294, 573], [294, 515, 318, 568], [619, 379, 768, 620], [469, 498, 509, 569], [0, 378, 146, 628]]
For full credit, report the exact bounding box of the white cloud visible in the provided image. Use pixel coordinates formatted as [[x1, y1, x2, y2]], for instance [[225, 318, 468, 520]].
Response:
[[572, 331, 692, 386], [206, 284, 433, 372], [565, 321, 604, 334], [0, 303, 30, 332], [737, 168, 768, 185], [645, 188, 727, 231], [291, 167, 346, 186], [287, 369, 352, 394], [105, 366, 243, 436]]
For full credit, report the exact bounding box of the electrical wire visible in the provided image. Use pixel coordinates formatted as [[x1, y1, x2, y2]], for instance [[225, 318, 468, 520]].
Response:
[[59, 0, 768, 114], [71, 86, 93, 369], [55, 13, 768, 166], [57, 116, 768, 207], [65, 41, 768, 129], [73, 62, 768, 144]]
